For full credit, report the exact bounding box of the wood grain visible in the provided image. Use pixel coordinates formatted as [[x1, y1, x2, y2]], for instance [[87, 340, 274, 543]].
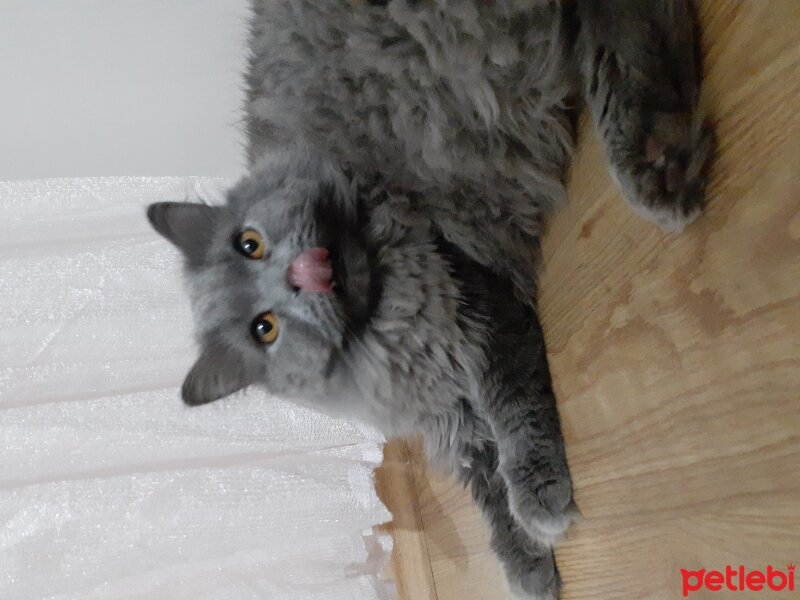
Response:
[[378, 1, 800, 598], [376, 439, 438, 600]]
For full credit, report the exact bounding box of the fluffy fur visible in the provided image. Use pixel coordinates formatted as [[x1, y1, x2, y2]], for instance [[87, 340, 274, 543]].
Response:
[[147, 2, 713, 598]]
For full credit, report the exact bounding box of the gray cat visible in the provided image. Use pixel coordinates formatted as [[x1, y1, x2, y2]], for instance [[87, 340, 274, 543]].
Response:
[[147, 1, 713, 598]]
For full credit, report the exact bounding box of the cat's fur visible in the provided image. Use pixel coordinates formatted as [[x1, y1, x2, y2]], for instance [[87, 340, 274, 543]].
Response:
[[147, 1, 713, 598]]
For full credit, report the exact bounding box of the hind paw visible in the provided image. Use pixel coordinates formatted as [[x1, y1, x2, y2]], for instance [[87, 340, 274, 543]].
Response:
[[619, 115, 716, 232], [507, 474, 580, 546]]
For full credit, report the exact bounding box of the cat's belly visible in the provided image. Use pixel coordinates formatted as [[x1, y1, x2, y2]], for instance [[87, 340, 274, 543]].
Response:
[[245, 0, 575, 202]]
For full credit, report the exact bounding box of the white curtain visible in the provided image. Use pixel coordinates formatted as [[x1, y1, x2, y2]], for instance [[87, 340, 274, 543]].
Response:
[[0, 177, 393, 600]]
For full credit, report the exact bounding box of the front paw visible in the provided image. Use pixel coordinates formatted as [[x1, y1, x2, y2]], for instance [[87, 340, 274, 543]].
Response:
[[618, 115, 716, 232], [509, 576, 559, 600], [505, 471, 580, 546], [505, 544, 561, 600]]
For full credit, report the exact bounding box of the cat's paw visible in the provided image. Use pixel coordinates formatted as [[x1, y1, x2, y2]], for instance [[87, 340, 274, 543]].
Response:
[[509, 581, 559, 600], [618, 115, 716, 232], [510, 582, 559, 600], [506, 550, 561, 600], [506, 474, 580, 547]]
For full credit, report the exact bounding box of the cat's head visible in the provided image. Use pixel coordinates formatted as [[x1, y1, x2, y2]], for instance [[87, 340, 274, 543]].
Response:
[[147, 150, 378, 406]]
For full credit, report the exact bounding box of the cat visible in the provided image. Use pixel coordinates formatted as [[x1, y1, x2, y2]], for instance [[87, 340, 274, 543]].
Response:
[[146, 1, 714, 598]]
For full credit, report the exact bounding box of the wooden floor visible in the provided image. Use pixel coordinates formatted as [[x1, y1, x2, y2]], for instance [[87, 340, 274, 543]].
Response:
[[376, 2, 800, 599]]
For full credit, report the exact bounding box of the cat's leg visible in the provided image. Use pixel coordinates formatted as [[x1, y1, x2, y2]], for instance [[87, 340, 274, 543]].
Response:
[[460, 440, 562, 600], [480, 295, 578, 547], [576, 0, 715, 231]]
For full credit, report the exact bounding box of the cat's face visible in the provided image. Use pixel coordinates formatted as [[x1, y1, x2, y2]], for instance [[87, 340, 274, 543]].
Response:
[[147, 152, 377, 406]]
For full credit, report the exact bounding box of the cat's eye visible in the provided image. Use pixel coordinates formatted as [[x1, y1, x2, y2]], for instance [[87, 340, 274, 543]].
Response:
[[251, 311, 279, 344], [235, 229, 267, 259]]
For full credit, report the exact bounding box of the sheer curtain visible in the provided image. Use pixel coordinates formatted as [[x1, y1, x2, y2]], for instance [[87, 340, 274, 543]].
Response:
[[0, 177, 393, 600]]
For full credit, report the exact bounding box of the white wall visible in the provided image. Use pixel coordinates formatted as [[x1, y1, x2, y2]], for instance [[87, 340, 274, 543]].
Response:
[[0, 0, 250, 181]]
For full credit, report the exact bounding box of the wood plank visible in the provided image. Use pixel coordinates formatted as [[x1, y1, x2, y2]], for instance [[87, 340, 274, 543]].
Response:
[[375, 439, 439, 600]]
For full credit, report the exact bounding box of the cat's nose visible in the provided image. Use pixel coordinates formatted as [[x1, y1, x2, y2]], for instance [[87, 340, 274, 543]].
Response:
[[288, 247, 334, 292]]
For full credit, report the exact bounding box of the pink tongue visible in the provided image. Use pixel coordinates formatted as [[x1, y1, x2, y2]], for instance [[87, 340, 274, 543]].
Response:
[[288, 247, 334, 292]]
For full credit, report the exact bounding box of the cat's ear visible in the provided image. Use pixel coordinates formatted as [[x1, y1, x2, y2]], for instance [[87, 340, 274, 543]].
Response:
[[146, 202, 219, 266], [181, 343, 253, 406]]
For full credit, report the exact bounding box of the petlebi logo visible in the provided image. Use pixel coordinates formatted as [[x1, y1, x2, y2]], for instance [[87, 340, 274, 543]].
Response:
[[681, 564, 796, 597]]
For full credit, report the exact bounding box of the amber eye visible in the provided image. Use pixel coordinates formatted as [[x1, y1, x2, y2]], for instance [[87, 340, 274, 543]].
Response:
[[251, 311, 279, 344], [235, 229, 267, 259]]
